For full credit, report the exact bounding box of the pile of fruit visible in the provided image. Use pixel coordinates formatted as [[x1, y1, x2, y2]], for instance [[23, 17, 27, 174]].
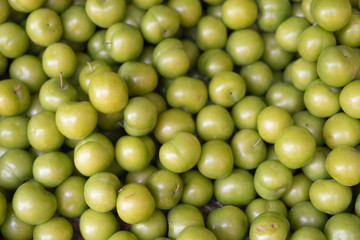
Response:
[[1, 0, 360, 239]]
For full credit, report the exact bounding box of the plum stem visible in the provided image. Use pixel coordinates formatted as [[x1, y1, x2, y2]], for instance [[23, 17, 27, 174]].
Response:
[[252, 138, 262, 149], [14, 84, 21, 94], [60, 72, 64, 89], [86, 61, 93, 72]]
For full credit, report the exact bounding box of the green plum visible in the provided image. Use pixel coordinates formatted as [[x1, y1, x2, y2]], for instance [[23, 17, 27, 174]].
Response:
[[25, 8, 63, 47], [12, 181, 57, 225], [159, 132, 201, 173], [33, 217, 73, 240], [0, 79, 31, 117], [85, 0, 126, 28], [84, 172, 122, 212], [116, 183, 155, 224], [55, 176, 88, 218], [32, 151, 74, 188], [79, 209, 118, 240]]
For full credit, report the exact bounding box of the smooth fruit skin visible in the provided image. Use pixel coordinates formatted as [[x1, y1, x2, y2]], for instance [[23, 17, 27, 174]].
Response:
[[0, 191, 6, 225], [288, 201, 328, 231], [196, 104, 235, 141], [118, 61, 158, 96], [131, 209, 167, 239], [146, 169, 183, 210], [123, 96, 157, 137], [208, 71, 246, 108], [304, 80, 341, 118], [323, 112, 360, 149], [214, 168, 256, 206], [254, 160, 293, 200], [166, 76, 208, 114], [108, 231, 138, 240], [39, 77, 78, 112], [55, 101, 98, 140], [0, 0, 10, 24], [25, 8, 63, 46], [310, 0, 352, 32], [153, 38, 190, 79], [159, 132, 201, 173], [336, 12, 360, 48], [290, 227, 327, 240], [9, 54, 48, 93], [55, 176, 88, 218], [226, 29, 264, 66], [196, 15, 227, 51], [167, 204, 205, 239], [206, 205, 248, 240], [232, 96, 266, 130], [249, 211, 290, 240], [74, 132, 114, 177], [181, 170, 213, 207], [33, 217, 73, 240], [257, 0, 291, 33], [0, 203, 34, 240], [246, 198, 288, 224], [177, 225, 217, 240], [0, 115, 29, 149], [140, 5, 180, 44], [84, 172, 122, 213], [42, 42, 77, 79], [317, 45, 360, 87], [79, 209, 118, 240], [0, 79, 31, 117], [257, 106, 294, 144], [309, 179, 352, 215], [222, 0, 257, 30], [115, 135, 154, 172], [240, 61, 273, 96], [154, 108, 195, 144], [27, 111, 65, 152], [275, 16, 310, 52], [0, 22, 29, 59], [281, 174, 313, 207], [88, 71, 129, 114], [324, 213, 360, 240], [231, 129, 267, 170], [339, 80, 360, 118], [85, 0, 126, 28], [302, 147, 331, 181], [167, 0, 202, 28], [275, 125, 316, 169], [32, 151, 74, 188], [326, 146, 360, 186], [297, 25, 336, 62], [116, 183, 155, 224], [0, 149, 34, 190], [105, 23, 144, 63], [197, 140, 234, 179], [8, 0, 45, 12], [12, 181, 57, 225]]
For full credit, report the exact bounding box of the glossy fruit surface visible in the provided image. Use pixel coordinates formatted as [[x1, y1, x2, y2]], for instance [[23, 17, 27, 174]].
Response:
[[116, 183, 155, 224], [12, 181, 57, 225]]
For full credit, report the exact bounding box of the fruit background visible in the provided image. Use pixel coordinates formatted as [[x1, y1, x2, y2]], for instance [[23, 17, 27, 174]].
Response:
[[0, 0, 360, 239]]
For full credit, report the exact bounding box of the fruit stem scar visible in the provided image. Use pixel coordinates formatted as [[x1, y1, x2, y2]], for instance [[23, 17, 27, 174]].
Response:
[[271, 223, 278, 230], [87, 61, 93, 72], [256, 224, 265, 232], [252, 138, 262, 149]]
